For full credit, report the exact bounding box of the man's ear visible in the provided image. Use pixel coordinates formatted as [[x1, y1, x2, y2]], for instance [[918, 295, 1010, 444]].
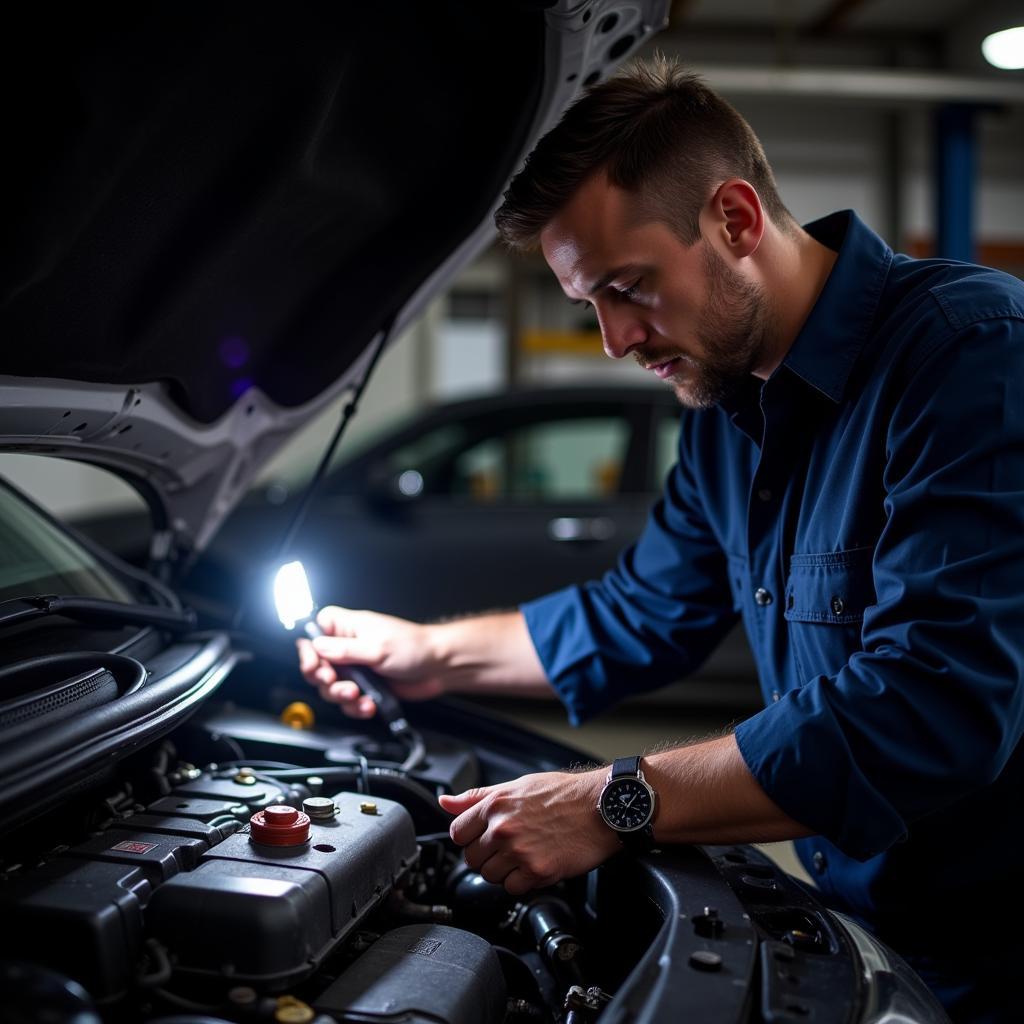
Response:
[[700, 179, 765, 259]]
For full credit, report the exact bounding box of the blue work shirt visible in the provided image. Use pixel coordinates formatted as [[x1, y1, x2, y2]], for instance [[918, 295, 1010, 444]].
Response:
[[522, 211, 1024, 956]]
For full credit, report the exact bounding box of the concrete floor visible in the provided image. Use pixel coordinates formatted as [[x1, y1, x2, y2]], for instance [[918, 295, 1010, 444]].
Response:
[[475, 697, 813, 885]]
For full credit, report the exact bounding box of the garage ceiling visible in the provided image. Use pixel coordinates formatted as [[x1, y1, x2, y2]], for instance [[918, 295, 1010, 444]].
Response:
[[674, 0, 975, 31]]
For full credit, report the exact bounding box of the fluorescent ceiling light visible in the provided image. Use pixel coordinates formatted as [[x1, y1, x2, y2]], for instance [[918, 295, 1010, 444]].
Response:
[[982, 26, 1024, 70]]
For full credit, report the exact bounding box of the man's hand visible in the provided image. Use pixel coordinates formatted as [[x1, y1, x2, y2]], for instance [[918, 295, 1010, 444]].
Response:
[[439, 769, 621, 896], [296, 606, 446, 718]]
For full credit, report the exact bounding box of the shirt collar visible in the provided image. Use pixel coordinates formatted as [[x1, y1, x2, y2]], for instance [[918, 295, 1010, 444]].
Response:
[[778, 210, 893, 404]]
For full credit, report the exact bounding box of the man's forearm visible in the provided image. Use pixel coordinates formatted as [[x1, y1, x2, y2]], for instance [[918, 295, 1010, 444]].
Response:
[[424, 617, 809, 842], [642, 734, 812, 845], [428, 610, 555, 698], [440, 732, 814, 895]]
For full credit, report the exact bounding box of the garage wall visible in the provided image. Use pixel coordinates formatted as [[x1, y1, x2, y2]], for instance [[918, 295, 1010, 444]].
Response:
[[4, 50, 1022, 523]]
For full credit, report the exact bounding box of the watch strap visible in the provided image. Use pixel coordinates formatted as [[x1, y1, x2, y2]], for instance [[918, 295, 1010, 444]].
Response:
[[611, 755, 642, 779], [619, 823, 654, 852]]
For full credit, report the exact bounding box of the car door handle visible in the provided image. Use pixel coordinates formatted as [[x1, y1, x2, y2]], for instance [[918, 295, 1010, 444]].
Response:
[[548, 516, 616, 542]]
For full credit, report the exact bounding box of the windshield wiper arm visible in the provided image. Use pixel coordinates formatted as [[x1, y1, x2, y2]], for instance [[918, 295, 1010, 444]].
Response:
[[0, 595, 197, 633]]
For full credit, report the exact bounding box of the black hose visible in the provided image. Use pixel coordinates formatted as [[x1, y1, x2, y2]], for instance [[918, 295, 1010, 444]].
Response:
[[137, 940, 173, 988]]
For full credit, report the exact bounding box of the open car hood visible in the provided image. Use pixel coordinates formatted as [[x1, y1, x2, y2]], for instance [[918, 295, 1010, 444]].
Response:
[[0, 1, 666, 561]]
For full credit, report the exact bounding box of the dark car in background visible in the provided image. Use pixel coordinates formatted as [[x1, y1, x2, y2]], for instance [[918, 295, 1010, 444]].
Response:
[[0, 3, 947, 1023], [81, 384, 684, 621], [78, 383, 760, 705], [193, 385, 686, 622]]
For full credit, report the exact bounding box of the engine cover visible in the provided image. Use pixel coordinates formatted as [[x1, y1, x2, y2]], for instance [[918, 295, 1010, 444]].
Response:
[[315, 924, 506, 1024], [147, 791, 417, 988]]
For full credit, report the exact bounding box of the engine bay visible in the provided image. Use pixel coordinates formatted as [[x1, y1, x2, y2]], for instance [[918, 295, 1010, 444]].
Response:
[[0, 705, 628, 1024], [0, 652, 890, 1024]]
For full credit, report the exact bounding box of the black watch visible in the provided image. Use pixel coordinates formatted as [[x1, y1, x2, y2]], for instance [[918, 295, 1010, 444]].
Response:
[[597, 755, 656, 851]]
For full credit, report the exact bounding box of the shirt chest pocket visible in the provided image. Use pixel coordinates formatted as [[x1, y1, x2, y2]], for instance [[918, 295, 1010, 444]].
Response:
[[785, 546, 876, 680]]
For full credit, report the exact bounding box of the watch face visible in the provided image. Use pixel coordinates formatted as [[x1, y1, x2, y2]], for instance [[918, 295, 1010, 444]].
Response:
[[600, 777, 654, 831]]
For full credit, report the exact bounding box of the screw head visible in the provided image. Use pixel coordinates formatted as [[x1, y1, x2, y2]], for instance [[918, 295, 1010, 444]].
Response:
[[690, 950, 723, 971]]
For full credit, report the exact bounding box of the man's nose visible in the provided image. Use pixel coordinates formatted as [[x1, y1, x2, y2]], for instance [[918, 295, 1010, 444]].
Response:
[[598, 308, 647, 360]]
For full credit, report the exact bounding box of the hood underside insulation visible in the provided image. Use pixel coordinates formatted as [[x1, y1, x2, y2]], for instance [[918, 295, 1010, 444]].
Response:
[[2, 3, 544, 423]]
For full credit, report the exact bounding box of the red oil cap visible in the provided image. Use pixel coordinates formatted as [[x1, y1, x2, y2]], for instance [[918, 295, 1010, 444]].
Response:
[[250, 804, 311, 847]]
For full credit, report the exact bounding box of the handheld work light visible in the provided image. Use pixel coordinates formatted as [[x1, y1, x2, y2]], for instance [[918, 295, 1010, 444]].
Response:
[[272, 561, 423, 771], [274, 560, 321, 637]]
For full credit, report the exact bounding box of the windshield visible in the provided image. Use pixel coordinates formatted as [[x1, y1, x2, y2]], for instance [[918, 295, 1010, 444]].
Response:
[[0, 480, 137, 604]]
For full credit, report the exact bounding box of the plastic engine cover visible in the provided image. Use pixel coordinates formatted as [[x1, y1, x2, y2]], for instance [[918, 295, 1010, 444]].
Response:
[[315, 923, 506, 1024], [147, 791, 417, 988]]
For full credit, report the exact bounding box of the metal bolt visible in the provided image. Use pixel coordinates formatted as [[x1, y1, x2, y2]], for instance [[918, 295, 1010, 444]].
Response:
[[695, 907, 724, 938], [303, 797, 337, 821], [690, 950, 723, 971]]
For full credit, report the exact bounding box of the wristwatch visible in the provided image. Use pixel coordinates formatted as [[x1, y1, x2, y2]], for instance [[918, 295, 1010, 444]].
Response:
[[597, 755, 656, 851]]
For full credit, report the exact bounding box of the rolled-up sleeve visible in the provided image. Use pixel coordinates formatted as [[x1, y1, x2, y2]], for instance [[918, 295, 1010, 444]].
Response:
[[522, 417, 738, 726], [735, 317, 1024, 860]]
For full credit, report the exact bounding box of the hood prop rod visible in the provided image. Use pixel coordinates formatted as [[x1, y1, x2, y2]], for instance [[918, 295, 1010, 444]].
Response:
[[232, 317, 395, 633], [271, 316, 396, 574], [230, 316, 427, 770]]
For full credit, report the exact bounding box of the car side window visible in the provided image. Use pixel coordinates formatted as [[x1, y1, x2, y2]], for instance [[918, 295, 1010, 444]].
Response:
[[448, 417, 628, 502], [374, 424, 469, 496]]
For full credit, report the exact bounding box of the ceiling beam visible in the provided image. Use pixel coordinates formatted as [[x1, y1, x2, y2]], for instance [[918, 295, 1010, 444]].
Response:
[[690, 64, 1024, 106], [649, 24, 945, 54]]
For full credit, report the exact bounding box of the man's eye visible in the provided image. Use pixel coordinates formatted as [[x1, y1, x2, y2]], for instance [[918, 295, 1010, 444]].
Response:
[[614, 280, 642, 302]]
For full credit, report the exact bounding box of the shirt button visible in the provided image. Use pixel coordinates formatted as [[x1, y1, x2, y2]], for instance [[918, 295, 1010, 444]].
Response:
[[830, 596, 845, 615], [812, 851, 827, 874], [757, 488, 773, 502], [754, 587, 773, 607], [771, 690, 781, 702]]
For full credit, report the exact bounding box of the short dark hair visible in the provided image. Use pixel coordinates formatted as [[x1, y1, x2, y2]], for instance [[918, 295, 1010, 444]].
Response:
[[495, 56, 794, 251]]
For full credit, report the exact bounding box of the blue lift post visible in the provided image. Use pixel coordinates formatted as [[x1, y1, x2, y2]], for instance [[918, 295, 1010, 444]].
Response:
[[934, 104, 979, 263]]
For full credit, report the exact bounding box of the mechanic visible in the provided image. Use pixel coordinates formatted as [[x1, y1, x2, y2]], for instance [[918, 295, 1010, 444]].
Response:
[[298, 58, 1024, 1022]]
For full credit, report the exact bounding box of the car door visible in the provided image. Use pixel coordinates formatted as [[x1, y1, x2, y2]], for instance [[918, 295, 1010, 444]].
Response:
[[296, 397, 659, 621]]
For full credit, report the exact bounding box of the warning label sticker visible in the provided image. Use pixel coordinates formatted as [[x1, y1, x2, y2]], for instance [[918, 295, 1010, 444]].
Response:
[[109, 840, 158, 854]]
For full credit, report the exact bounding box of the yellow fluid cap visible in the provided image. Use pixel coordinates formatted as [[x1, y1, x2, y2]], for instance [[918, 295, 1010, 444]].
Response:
[[281, 701, 315, 730], [275, 995, 314, 1023]]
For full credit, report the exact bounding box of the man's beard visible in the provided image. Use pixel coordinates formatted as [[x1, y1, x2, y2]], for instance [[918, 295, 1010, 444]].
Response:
[[639, 244, 774, 410]]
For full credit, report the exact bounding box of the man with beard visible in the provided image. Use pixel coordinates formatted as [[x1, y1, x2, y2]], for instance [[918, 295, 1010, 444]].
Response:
[[299, 58, 1024, 1021]]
